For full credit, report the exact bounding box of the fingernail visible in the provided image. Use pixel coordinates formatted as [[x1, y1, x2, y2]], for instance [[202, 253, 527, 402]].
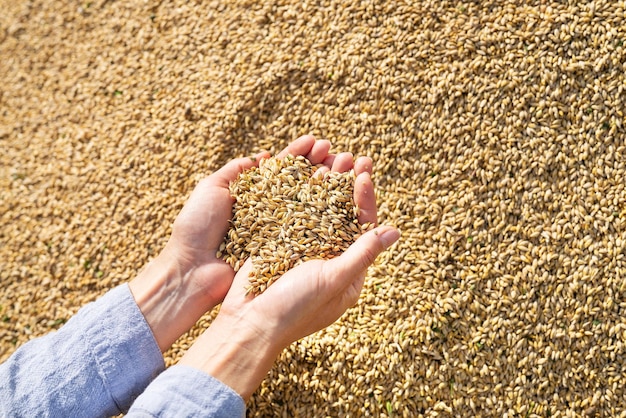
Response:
[[377, 226, 400, 249], [251, 151, 269, 163]]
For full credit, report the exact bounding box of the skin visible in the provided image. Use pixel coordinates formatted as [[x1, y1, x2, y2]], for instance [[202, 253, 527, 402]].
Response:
[[128, 135, 400, 400]]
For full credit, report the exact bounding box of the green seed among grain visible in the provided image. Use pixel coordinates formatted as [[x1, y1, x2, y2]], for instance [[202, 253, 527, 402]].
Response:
[[218, 155, 372, 296]]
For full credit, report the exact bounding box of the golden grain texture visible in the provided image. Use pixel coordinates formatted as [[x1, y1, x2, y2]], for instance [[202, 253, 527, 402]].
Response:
[[1, 0, 626, 416]]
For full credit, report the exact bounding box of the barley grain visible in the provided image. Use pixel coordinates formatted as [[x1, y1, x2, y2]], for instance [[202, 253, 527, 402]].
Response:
[[2, 0, 626, 416]]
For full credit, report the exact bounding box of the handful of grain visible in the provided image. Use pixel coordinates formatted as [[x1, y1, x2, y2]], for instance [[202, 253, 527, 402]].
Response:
[[217, 154, 373, 296]]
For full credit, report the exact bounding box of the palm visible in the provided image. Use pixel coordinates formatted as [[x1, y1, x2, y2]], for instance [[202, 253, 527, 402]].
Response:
[[245, 259, 366, 345], [171, 181, 234, 258]]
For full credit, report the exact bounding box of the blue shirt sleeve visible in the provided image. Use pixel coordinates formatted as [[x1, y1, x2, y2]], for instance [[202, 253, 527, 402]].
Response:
[[127, 365, 246, 418], [0, 284, 165, 417], [0, 283, 247, 417]]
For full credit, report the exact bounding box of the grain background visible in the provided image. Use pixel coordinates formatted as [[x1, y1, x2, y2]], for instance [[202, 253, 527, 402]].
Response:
[[1, 0, 626, 416]]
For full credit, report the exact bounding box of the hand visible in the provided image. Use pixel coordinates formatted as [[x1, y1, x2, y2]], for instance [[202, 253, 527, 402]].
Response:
[[129, 135, 338, 352], [166, 135, 340, 300], [178, 153, 400, 400]]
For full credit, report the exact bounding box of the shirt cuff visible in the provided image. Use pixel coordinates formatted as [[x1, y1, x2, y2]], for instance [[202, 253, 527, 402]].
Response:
[[85, 283, 165, 413], [127, 365, 246, 418]]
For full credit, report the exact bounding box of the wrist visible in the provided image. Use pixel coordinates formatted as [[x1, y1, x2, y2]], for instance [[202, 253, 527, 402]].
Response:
[[128, 246, 222, 352], [179, 312, 283, 401]]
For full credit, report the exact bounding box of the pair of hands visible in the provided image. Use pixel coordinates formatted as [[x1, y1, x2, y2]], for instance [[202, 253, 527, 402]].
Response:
[[129, 135, 400, 400]]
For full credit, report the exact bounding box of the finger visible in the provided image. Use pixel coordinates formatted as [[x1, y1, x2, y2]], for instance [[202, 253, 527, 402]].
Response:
[[306, 139, 331, 164], [209, 152, 270, 188], [276, 135, 316, 159], [354, 156, 373, 176], [322, 154, 336, 169], [354, 172, 378, 225], [323, 226, 400, 288], [331, 152, 354, 173]]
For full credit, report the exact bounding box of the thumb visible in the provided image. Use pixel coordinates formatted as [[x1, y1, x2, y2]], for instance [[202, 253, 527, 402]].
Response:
[[210, 151, 271, 188], [325, 226, 400, 284]]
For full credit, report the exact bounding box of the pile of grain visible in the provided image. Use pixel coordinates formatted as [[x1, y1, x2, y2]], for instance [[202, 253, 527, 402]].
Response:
[[219, 154, 371, 296], [1, 0, 626, 416]]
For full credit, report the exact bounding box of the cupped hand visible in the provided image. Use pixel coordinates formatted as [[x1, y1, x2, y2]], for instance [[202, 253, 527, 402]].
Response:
[[216, 155, 394, 348], [224, 225, 399, 347], [130, 135, 337, 352], [178, 152, 400, 400], [163, 135, 336, 305]]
